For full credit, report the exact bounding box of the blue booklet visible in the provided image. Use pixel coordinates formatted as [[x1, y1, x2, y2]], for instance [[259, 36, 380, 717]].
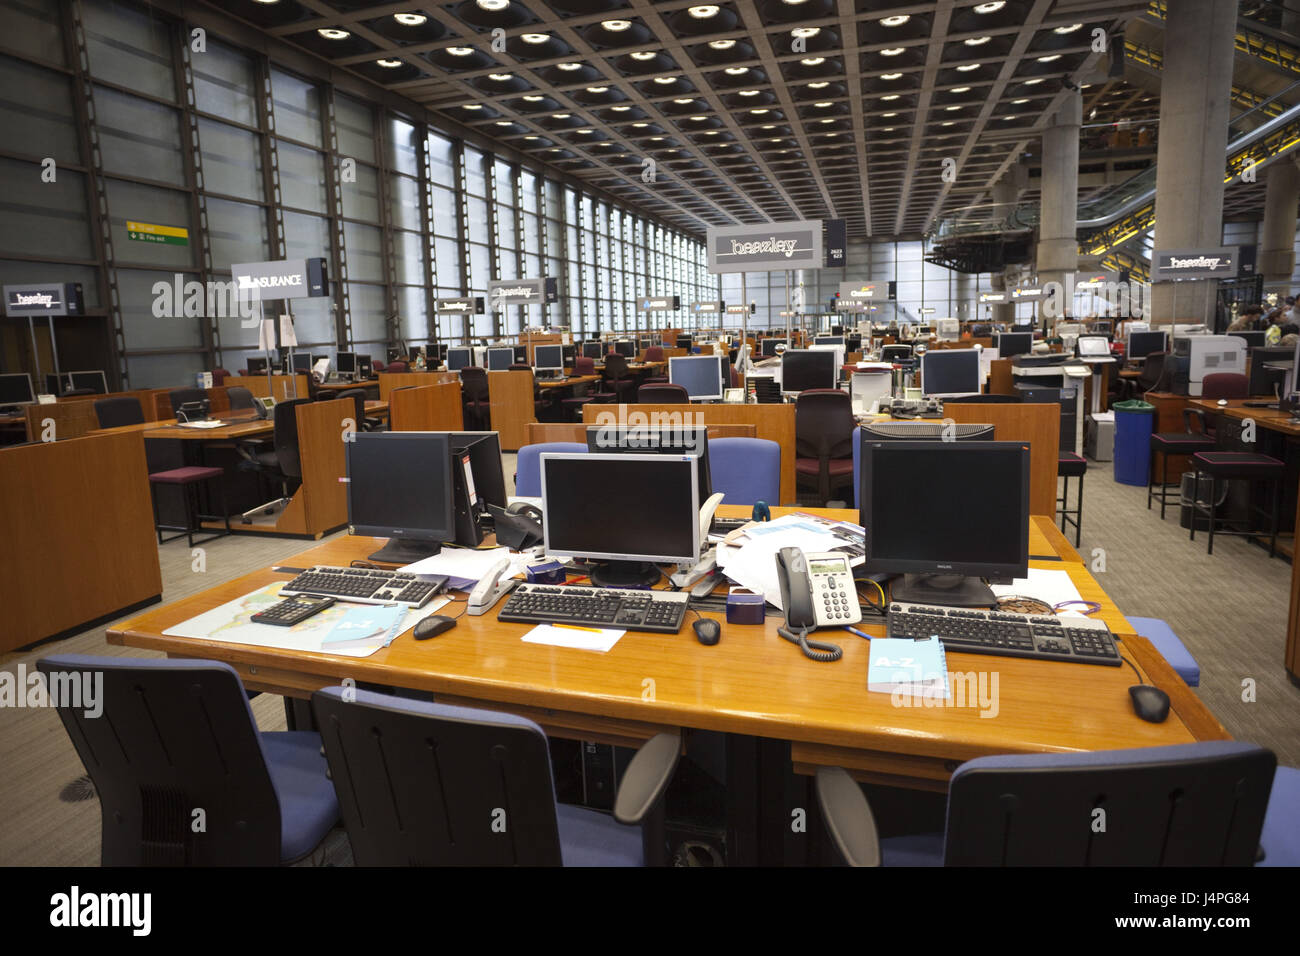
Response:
[[321, 604, 408, 649], [867, 637, 950, 699]]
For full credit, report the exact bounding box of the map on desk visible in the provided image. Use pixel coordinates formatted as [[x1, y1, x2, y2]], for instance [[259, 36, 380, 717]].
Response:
[[163, 583, 425, 658]]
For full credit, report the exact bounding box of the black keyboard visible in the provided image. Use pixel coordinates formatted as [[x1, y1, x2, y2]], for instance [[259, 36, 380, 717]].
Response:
[[498, 583, 689, 634], [711, 517, 750, 534], [886, 601, 1121, 666], [280, 565, 447, 608]]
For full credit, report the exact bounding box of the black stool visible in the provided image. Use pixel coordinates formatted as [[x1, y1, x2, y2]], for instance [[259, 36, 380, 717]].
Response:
[[148, 465, 230, 547], [1148, 410, 1216, 519], [1189, 451, 1284, 556], [1057, 452, 1087, 547]]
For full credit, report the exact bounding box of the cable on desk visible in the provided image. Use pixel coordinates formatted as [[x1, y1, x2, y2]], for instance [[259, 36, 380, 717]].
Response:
[[856, 579, 888, 618], [777, 624, 843, 662]]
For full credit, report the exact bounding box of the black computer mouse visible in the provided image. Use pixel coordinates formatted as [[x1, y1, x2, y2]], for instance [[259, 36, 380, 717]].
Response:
[[1129, 684, 1170, 723], [693, 619, 721, 646], [413, 614, 457, 640]]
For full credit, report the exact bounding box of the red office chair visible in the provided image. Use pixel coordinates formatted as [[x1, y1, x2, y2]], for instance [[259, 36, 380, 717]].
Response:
[[643, 345, 668, 384], [561, 356, 598, 420], [1201, 373, 1249, 401], [372, 359, 387, 374], [211, 368, 230, 386], [594, 353, 636, 404], [795, 389, 857, 504], [386, 360, 408, 373]]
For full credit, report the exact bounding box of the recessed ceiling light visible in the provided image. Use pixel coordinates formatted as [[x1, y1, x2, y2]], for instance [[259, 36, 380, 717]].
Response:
[[523, 94, 543, 101], [974, 2, 1006, 12], [525, 135, 539, 140], [673, 97, 694, 103], [586, 86, 608, 93], [750, 108, 769, 114], [495, 120, 512, 126], [1024, 77, 1043, 84], [881, 72, 903, 80], [792, 27, 820, 38], [941, 121, 954, 126], [690, 115, 709, 121], [376, 58, 403, 68], [703, 130, 719, 135], [577, 128, 593, 134], [463, 103, 482, 109], [654, 76, 678, 84], [650, 136, 664, 140], [883, 127, 894, 132], [945, 104, 962, 110], [881, 15, 909, 26], [964, 36, 991, 46], [688, 5, 719, 18], [819, 118, 835, 124], [709, 39, 736, 50], [881, 111, 897, 117], [880, 94, 900, 100], [477, 0, 509, 10], [880, 47, 905, 56], [724, 66, 748, 75], [1013, 97, 1028, 103], [631, 51, 657, 60], [611, 105, 631, 111], [317, 28, 350, 40], [489, 73, 511, 80], [951, 86, 970, 93], [800, 56, 825, 66], [552, 112, 570, 118], [521, 33, 549, 44], [632, 122, 649, 127], [738, 89, 760, 96], [782, 0, 809, 5], [394, 13, 427, 25], [549, 147, 561, 152], [447, 46, 474, 56], [824, 132, 838, 137], [957, 63, 980, 71], [602, 19, 632, 31], [1054, 22, 1084, 34], [814, 101, 832, 107], [1037, 54, 1061, 62], [556, 62, 581, 70], [1001, 115, 1015, 120]]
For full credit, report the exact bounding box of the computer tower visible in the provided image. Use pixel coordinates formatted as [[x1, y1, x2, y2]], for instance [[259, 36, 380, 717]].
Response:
[[1017, 384, 1077, 451]]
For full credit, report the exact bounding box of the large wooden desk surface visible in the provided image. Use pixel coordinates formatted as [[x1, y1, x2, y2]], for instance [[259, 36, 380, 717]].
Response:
[[106, 508, 1224, 790]]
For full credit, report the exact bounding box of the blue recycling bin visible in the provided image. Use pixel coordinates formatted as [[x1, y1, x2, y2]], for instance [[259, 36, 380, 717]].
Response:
[[1112, 400, 1155, 486]]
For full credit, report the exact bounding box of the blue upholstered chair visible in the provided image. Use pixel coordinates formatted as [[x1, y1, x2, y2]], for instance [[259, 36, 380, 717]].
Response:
[[815, 741, 1287, 866], [1128, 617, 1201, 687], [311, 687, 680, 866], [515, 441, 586, 496], [37, 654, 338, 866], [708, 437, 781, 506]]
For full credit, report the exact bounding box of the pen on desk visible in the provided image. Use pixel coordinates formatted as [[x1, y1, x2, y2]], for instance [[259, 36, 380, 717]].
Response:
[[843, 626, 871, 641], [553, 623, 603, 633]]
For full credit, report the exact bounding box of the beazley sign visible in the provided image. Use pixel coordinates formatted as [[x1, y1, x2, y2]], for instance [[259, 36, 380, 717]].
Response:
[[488, 277, 558, 306], [707, 221, 823, 273], [1151, 247, 1238, 281]]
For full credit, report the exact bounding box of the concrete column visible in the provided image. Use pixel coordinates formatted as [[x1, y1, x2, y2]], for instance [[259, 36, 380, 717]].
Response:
[[954, 270, 974, 322], [1150, 0, 1237, 324], [1036, 91, 1082, 323], [992, 171, 1025, 326], [1260, 158, 1300, 294]]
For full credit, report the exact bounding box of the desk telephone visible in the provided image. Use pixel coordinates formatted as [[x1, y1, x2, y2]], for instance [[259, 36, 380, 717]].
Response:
[[774, 548, 861, 662]]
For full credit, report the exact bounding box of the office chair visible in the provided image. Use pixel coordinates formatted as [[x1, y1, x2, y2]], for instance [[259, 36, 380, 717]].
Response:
[[37, 655, 338, 866], [332, 388, 382, 432], [637, 383, 690, 403], [311, 686, 678, 866], [372, 359, 387, 374], [515, 441, 586, 496], [93, 395, 145, 429], [236, 397, 309, 523], [815, 741, 1281, 867], [226, 386, 257, 411], [459, 366, 491, 430], [1119, 350, 1168, 400], [642, 345, 668, 383], [1201, 373, 1249, 401], [595, 353, 636, 403], [709, 437, 780, 506], [211, 368, 230, 386], [168, 387, 208, 417], [795, 389, 856, 504]]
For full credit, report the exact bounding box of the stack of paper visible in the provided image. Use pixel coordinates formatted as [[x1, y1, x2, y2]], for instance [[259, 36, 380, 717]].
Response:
[[714, 512, 866, 612], [401, 546, 531, 590]]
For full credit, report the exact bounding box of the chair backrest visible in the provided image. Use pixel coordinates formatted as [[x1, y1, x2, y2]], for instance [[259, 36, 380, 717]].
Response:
[[226, 386, 256, 410], [211, 368, 230, 386], [795, 389, 856, 460], [387, 360, 408, 373], [460, 366, 490, 401], [1201, 372, 1249, 400], [644, 345, 664, 363], [603, 353, 629, 380], [944, 741, 1276, 866], [334, 388, 367, 427], [273, 398, 310, 479], [515, 441, 586, 496], [169, 387, 208, 412], [574, 356, 596, 376], [311, 686, 563, 865], [637, 383, 690, 403], [709, 437, 780, 506], [93, 395, 145, 429], [36, 654, 281, 865], [372, 359, 387, 373], [1139, 351, 1168, 391]]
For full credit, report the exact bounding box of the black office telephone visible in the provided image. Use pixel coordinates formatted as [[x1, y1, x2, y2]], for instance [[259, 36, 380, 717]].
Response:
[[774, 548, 861, 662]]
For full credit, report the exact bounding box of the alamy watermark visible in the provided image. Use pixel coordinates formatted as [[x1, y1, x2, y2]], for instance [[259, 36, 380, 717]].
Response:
[[151, 274, 262, 327], [0, 664, 102, 718]]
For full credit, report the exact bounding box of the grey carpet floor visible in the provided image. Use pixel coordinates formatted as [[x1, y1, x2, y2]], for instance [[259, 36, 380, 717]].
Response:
[[2, 453, 1296, 866]]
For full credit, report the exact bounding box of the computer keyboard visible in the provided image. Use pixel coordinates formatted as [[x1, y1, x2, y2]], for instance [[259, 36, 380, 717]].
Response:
[[280, 565, 447, 608], [886, 601, 1121, 666], [710, 516, 750, 534], [888, 400, 944, 419], [498, 583, 689, 634]]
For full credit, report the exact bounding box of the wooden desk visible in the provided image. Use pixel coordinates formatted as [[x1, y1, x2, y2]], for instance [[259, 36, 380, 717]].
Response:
[[526, 422, 758, 444], [378, 370, 459, 402], [105, 508, 1224, 796], [540, 374, 599, 389]]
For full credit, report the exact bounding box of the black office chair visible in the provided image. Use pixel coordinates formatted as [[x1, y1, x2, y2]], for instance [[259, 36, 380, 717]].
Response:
[[226, 386, 257, 411], [1119, 350, 1168, 400], [459, 366, 491, 430], [168, 387, 208, 415], [93, 396, 145, 428], [795, 389, 857, 504], [330, 387, 383, 432], [236, 397, 308, 523]]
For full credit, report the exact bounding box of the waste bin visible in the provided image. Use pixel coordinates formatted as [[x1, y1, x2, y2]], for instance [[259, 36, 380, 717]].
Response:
[[1112, 399, 1155, 486], [1178, 471, 1221, 531]]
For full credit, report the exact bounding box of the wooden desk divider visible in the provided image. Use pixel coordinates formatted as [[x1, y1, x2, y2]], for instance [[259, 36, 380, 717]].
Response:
[[582, 403, 797, 503], [527, 422, 758, 445], [233, 374, 311, 403], [378, 370, 459, 402], [487, 369, 537, 451], [0, 430, 162, 651], [942, 402, 1061, 517], [988, 358, 1015, 396], [388, 382, 464, 433], [271, 398, 355, 537], [23, 398, 98, 441]]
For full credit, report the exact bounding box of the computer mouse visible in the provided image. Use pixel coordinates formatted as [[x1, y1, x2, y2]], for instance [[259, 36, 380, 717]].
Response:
[[692, 619, 721, 646], [1129, 684, 1170, 723], [413, 614, 457, 640], [1217, 398, 1229, 407]]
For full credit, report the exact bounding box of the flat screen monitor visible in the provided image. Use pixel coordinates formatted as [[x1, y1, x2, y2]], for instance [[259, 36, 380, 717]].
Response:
[[513, 346, 528, 364], [995, 332, 1033, 359], [613, 340, 636, 358], [486, 347, 515, 371], [1249, 346, 1291, 397], [336, 351, 357, 375], [1227, 331, 1266, 349], [761, 338, 787, 357], [861, 439, 1030, 606], [446, 347, 473, 372], [780, 349, 837, 395], [1127, 330, 1167, 360], [585, 424, 711, 504], [292, 352, 314, 373], [541, 452, 700, 588], [582, 341, 604, 360], [408, 346, 426, 364], [435, 343, 450, 361], [534, 344, 564, 372], [346, 431, 455, 564], [916, 325, 932, 336], [424, 431, 508, 539], [67, 371, 108, 394], [814, 336, 845, 348], [0, 373, 35, 405], [676, 335, 693, 349], [669, 355, 725, 401], [881, 345, 913, 363], [920, 349, 980, 398], [1090, 320, 1113, 335], [247, 357, 269, 375]]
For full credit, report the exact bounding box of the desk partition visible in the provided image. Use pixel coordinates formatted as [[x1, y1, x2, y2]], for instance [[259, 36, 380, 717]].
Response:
[[487, 369, 537, 451], [940, 402, 1060, 517], [378, 371, 459, 402], [388, 382, 464, 432]]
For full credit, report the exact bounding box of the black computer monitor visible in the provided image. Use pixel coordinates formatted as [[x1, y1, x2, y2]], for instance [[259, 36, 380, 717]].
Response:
[[421, 430, 508, 545], [1090, 320, 1113, 335], [1249, 347, 1291, 397], [540, 452, 700, 588], [387, 347, 405, 364], [534, 344, 564, 372], [1127, 330, 1167, 359], [814, 336, 845, 348], [585, 424, 711, 504], [996, 332, 1033, 359], [290, 352, 312, 374], [447, 347, 473, 371], [513, 345, 528, 364], [760, 338, 786, 357], [336, 351, 357, 376], [247, 357, 269, 376], [780, 349, 837, 396], [860, 440, 1029, 607], [0, 373, 35, 405], [486, 347, 515, 371], [669, 355, 725, 401], [582, 341, 604, 360], [66, 370, 108, 394], [920, 350, 980, 397], [1228, 331, 1266, 349], [346, 431, 455, 564], [613, 340, 636, 358], [409, 345, 427, 364], [676, 335, 693, 349], [357, 355, 373, 379], [881, 345, 913, 363]]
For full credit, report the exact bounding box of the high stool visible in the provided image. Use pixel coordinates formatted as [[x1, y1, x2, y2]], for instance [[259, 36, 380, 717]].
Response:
[[1189, 451, 1284, 556], [149, 465, 231, 547], [1057, 452, 1087, 547], [1148, 410, 1216, 519]]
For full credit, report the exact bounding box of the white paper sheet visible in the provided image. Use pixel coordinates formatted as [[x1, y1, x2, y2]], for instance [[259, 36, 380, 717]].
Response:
[[520, 624, 624, 652], [989, 568, 1084, 608], [400, 547, 530, 590]]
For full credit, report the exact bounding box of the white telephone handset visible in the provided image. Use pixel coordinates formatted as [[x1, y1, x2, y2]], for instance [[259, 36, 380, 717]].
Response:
[[467, 557, 515, 616]]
